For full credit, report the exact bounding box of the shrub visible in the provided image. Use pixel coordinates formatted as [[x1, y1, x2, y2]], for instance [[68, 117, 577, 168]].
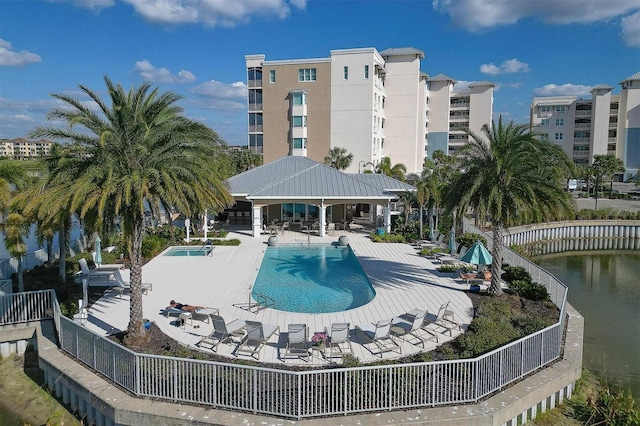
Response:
[[507, 279, 550, 301], [437, 264, 458, 273], [369, 232, 406, 243], [501, 264, 532, 283], [457, 232, 487, 249], [141, 235, 166, 258], [419, 247, 442, 256], [455, 301, 521, 358], [207, 238, 240, 246]]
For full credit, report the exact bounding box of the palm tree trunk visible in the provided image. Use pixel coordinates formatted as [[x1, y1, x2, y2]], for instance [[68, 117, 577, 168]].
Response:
[[127, 218, 146, 340], [419, 205, 423, 239], [17, 258, 24, 292], [58, 222, 66, 282], [489, 222, 504, 296]]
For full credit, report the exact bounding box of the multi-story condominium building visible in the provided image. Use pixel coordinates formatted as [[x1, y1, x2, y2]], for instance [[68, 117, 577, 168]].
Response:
[[530, 72, 640, 179], [245, 48, 494, 174], [0, 138, 53, 160]]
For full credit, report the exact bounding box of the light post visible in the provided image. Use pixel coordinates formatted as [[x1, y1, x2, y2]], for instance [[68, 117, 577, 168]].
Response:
[[358, 160, 374, 173]]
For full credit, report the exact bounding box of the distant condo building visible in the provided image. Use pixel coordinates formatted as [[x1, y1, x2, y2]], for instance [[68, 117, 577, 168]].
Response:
[[245, 48, 494, 174], [530, 72, 640, 179], [0, 138, 53, 160]]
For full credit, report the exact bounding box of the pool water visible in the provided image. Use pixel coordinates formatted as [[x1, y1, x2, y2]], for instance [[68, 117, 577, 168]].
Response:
[[252, 244, 375, 313], [163, 246, 213, 256]]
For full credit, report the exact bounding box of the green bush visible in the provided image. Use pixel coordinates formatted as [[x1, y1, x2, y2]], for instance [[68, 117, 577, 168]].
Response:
[[369, 232, 406, 243], [455, 301, 520, 358], [437, 264, 458, 273], [501, 264, 532, 283], [507, 279, 550, 301], [419, 247, 442, 256], [207, 238, 240, 246], [141, 235, 166, 258], [457, 232, 487, 249]]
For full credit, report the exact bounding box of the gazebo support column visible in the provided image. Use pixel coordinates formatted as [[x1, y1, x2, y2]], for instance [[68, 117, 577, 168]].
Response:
[[319, 201, 326, 237], [251, 204, 262, 237], [384, 201, 391, 234]]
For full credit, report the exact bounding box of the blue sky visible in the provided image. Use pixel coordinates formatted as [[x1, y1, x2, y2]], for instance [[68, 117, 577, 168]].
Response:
[[1, 0, 639, 146]]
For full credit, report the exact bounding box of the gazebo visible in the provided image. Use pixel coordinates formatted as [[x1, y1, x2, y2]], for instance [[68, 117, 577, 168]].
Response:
[[226, 156, 415, 237]]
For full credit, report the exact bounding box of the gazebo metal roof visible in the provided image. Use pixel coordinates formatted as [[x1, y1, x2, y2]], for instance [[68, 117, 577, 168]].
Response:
[[227, 156, 414, 205]]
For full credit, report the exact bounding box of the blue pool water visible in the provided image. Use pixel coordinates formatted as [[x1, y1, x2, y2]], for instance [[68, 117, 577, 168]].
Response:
[[252, 244, 375, 313], [163, 246, 213, 256]]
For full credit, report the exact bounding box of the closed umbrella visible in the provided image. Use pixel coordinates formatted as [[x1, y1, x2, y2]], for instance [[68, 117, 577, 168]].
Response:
[[94, 236, 102, 266], [460, 240, 492, 270], [448, 227, 457, 254]]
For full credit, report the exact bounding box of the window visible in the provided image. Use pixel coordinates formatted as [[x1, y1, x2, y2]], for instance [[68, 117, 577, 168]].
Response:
[[248, 113, 262, 126], [292, 116, 306, 127], [343, 66, 348, 80], [556, 118, 564, 126], [555, 105, 565, 113], [298, 68, 316, 82], [541, 118, 549, 127], [574, 131, 589, 138], [292, 138, 307, 149], [249, 134, 263, 147], [555, 133, 564, 140], [540, 133, 549, 140], [364, 65, 369, 79], [573, 145, 589, 152], [269, 70, 275, 83], [540, 105, 551, 113], [292, 92, 306, 105]]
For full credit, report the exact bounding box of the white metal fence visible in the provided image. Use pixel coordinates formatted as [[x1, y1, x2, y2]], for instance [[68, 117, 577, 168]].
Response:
[[1, 222, 569, 419]]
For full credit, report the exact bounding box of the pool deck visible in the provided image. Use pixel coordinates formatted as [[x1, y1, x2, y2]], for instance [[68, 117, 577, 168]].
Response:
[[83, 227, 476, 365]]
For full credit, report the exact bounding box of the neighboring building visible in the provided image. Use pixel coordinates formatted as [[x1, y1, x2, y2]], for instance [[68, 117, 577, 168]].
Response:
[[0, 138, 53, 160], [245, 48, 494, 174], [530, 72, 640, 179]]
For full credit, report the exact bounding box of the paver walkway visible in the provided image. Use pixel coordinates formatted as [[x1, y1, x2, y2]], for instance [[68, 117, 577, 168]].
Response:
[[83, 227, 474, 365]]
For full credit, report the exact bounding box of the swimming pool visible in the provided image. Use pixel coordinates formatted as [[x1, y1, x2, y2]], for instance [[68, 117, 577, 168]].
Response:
[[163, 246, 213, 256], [252, 244, 375, 313]]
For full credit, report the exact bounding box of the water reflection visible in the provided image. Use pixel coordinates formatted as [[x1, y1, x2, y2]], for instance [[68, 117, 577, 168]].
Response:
[[536, 251, 640, 400]]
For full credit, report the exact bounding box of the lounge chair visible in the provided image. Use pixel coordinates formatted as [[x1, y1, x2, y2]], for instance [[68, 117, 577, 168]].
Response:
[[356, 319, 401, 357], [77, 258, 116, 285], [197, 315, 246, 351], [327, 322, 353, 359], [90, 251, 124, 270], [235, 321, 280, 360], [282, 323, 310, 362], [110, 269, 152, 298], [391, 309, 439, 347], [425, 301, 460, 336]]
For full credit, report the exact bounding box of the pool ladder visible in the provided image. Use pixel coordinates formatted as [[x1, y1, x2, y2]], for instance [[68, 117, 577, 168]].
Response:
[[233, 291, 275, 313]]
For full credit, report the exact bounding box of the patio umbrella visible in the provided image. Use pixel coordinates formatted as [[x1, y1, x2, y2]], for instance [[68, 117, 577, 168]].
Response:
[[448, 227, 457, 254], [460, 240, 492, 269], [94, 236, 102, 266]]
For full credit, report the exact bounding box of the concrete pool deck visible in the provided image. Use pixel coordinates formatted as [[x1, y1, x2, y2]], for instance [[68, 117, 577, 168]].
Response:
[[83, 227, 475, 365]]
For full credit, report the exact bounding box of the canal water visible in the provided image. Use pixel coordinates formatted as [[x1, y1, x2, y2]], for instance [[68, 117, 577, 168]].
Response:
[[536, 250, 640, 400]]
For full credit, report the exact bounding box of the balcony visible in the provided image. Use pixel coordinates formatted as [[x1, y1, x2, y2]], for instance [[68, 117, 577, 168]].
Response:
[[248, 103, 263, 112], [573, 137, 590, 143], [249, 125, 263, 133], [609, 123, 618, 129], [574, 123, 590, 128], [248, 79, 262, 88], [575, 111, 591, 116]]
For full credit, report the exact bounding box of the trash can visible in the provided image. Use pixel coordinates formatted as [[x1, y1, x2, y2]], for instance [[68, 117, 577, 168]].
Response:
[[376, 227, 385, 236]]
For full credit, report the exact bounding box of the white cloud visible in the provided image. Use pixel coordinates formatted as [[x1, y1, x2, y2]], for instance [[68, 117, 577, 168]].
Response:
[[0, 39, 42, 67], [453, 80, 471, 91], [62, 0, 113, 8], [134, 60, 196, 83], [123, 0, 306, 27], [533, 83, 593, 97], [480, 59, 530, 75], [432, 1, 640, 38], [191, 80, 247, 110], [621, 11, 640, 47]]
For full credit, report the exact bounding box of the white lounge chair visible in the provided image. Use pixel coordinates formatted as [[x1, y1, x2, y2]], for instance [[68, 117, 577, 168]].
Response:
[[235, 321, 280, 360], [356, 319, 401, 357], [391, 309, 439, 347], [90, 251, 124, 270], [197, 315, 246, 352], [424, 301, 460, 336], [110, 269, 152, 298], [327, 322, 352, 359], [77, 258, 115, 285], [282, 323, 310, 362]]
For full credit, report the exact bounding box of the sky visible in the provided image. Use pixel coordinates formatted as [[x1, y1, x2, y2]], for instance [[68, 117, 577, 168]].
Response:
[[0, 0, 639, 147]]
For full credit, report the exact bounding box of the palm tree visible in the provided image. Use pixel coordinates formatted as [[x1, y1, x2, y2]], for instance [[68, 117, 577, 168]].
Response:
[[591, 154, 625, 209], [29, 76, 234, 340], [324, 147, 353, 170], [376, 157, 407, 181], [445, 117, 573, 296]]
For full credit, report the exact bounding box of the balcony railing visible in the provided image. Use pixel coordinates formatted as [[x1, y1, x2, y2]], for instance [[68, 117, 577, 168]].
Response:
[[248, 103, 263, 112], [248, 79, 262, 88]]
